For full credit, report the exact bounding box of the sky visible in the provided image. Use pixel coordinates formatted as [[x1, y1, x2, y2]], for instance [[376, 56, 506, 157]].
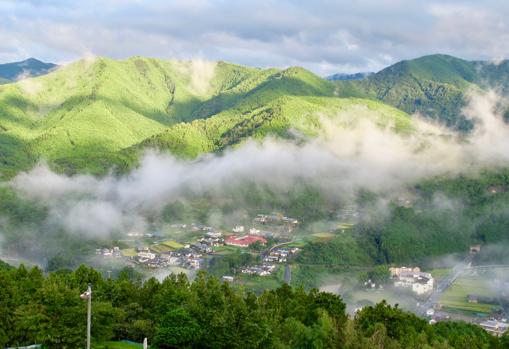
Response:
[[0, 0, 508, 75]]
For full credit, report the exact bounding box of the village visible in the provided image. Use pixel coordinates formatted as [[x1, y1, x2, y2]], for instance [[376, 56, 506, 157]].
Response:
[[94, 212, 301, 279]]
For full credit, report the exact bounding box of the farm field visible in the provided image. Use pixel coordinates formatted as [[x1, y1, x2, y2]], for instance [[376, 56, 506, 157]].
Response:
[[439, 273, 498, 315], [150, 239, 184, 253]]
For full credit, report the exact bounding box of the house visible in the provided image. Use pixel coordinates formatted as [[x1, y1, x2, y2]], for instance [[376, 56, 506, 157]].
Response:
[[233, 225, 245, 233], [393, 270, 434, 295], [225, 235, 267, 247], [470, 244, 481, 254], [467, 294, 479, 303], [221, 276, 234, 283], [389, 266, 421, 277], [249, 227, 261, 235], [137, 251, 156, 260], [479, 320, 509, 337], [206, 231, 222, 239]]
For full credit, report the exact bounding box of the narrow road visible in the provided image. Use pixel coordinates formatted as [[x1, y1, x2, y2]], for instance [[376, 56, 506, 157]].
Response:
[[417, 254, 474, 316], [260, 240, 295, 260]]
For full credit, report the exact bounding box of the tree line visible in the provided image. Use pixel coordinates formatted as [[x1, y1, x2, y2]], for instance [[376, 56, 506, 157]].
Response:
[[0, 262, 507, 348]]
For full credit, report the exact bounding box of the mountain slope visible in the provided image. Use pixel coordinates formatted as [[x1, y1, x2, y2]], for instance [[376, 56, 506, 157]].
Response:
[[0, 57, 278, 175], [126, 95, 412, 161], [0, 56, 414, 177], [333, 54, 509, 131], [0, 58, 57, 81], [334, 54, 480, 130]]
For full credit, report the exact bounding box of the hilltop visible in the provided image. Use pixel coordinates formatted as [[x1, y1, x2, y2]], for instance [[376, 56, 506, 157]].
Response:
[[0, 57, 57, 81]]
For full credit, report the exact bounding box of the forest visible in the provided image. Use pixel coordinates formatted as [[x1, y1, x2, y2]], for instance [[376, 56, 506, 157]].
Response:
[[0, 262, 507, 349]]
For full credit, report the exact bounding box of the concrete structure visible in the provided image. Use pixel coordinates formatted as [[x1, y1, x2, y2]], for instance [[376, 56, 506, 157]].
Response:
[[479, 320, 509, 337], [389, 266, 421, 277], [393, 270, 434, 295]]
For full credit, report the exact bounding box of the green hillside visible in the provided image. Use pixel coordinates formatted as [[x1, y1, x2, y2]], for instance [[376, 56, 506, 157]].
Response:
[[1, 53, 506, 178], [129, 96, 412, 161], [335, 54, 509, 131], [0, 56, 414, 177], [334, 55, 478, 130]]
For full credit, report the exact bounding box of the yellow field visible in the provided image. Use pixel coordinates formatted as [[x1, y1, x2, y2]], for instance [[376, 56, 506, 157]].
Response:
[[121, 248, 137, 257], [311, 232, 335, 242], [151, 239, 184, 253]]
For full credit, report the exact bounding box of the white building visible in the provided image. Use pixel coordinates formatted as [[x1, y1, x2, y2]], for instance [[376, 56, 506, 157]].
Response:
[[137, 251, 156, 260], [249, 227, 261, 235], [394, 271, 434, 295], [233, 225, 245, 233]]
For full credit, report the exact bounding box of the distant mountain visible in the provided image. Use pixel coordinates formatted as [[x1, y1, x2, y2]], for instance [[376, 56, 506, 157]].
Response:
[[334, 54, 509, 131], [326, 72, 372, 81], [0, 57, 57, 81]]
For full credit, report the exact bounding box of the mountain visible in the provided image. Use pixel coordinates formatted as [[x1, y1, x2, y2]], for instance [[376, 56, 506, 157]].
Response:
[[0, 58, 57, 81], [1, 53, 507, 178], [333, 54, 509, 131], [0, 56, 412, 178], [326, 72, 372, 81]]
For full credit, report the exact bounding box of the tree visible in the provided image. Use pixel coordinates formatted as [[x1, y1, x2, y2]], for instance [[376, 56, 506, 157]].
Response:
[[154, 307, 201, 348]]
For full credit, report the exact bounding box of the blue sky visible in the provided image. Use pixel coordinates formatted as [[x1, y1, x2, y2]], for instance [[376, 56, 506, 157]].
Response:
[[1, 0, 508, 75]]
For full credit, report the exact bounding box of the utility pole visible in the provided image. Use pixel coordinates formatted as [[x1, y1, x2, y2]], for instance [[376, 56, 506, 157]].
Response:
[[81, 284, 92, 349]]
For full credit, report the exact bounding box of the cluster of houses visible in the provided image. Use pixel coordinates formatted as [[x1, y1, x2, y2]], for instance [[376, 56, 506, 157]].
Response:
[[241, 264, 277, 276], [95, 247, 121, 257], [132, 247, 204, 269], [253, 213, 299, 225], [390, 266, 434, 296], [263, 247, 300, 263], [169, 223, 215, 232]]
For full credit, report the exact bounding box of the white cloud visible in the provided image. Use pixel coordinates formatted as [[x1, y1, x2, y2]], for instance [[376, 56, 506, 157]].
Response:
[[0, 1, 508, 75]]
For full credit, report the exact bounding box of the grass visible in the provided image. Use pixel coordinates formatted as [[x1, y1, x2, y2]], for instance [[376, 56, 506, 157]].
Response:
[[96, 341, 147, 349], [213, 245, 245, 255], [151, 239, 184, 253], [310, 232, 336, 242], [429, 268, 452, 280], [439, 274, 498, 315], [160, 239, 184, 249], [121, 248, 137, 257]]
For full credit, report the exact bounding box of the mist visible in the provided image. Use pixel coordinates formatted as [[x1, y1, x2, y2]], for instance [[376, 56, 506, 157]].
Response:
[[5, 89, 509, 240]]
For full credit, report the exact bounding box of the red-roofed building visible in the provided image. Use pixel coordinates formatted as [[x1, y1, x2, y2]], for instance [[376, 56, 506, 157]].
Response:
[[225, 235, 267, 247]]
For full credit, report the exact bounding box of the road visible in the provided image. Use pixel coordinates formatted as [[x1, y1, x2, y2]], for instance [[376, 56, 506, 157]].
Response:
[[417, 254, 474, 316], [260, 240, 295, 260]]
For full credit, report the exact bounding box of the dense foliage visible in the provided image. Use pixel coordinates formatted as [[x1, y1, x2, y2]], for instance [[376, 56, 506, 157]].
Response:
[[0, 263, 506, 348]]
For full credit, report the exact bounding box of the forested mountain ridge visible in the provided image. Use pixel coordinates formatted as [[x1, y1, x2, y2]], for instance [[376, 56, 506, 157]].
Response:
[[334, 54, 509, 130], [0, 56, 413, 177]]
